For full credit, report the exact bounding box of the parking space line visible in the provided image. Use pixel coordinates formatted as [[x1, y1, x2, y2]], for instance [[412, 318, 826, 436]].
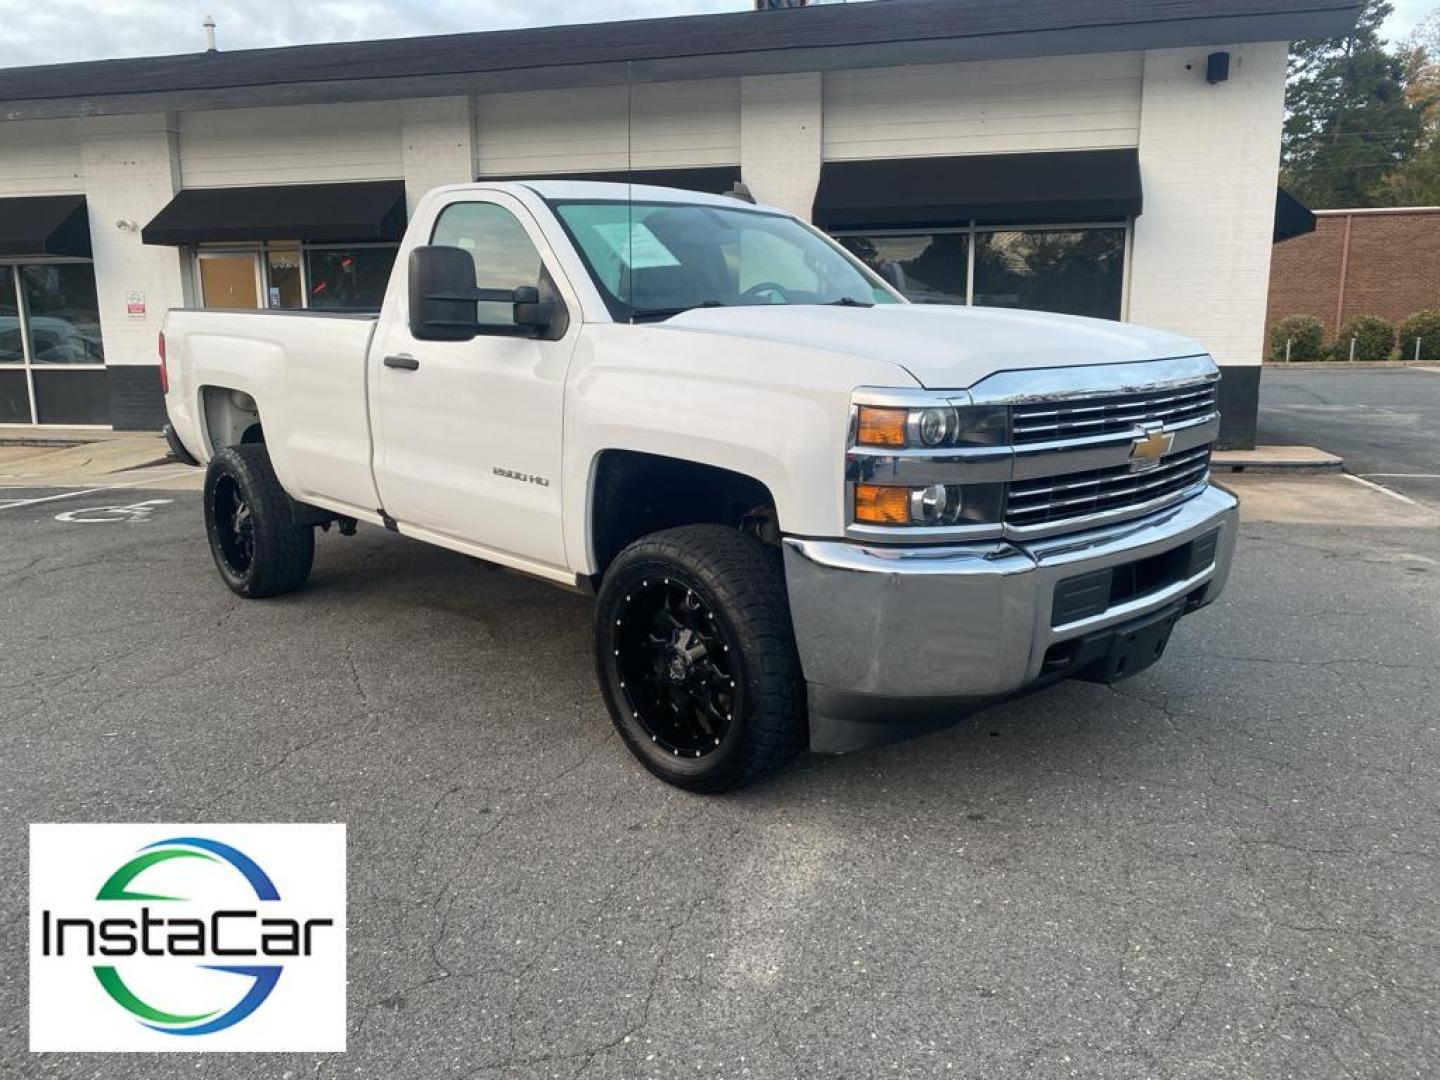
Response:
[[1344, 473, 1421, 505], [0, 487, 106, 512], [0, 466, 200, 512], [1360, 472, 1440, 479]]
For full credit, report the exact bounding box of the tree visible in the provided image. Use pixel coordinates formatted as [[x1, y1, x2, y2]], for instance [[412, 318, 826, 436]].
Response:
[[1373, 11, 1440, 204], [1282, 0, 1423, 208]]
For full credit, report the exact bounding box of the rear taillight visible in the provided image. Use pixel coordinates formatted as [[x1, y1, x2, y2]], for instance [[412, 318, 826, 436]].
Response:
[[158, 331, 168, 395]]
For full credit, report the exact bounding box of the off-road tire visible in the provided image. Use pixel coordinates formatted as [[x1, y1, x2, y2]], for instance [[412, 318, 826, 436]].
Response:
[[203, 444, 314, 599], [594, 525, 806, 792]]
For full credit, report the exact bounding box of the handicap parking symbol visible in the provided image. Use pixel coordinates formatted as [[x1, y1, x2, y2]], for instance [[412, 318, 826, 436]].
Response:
[[54, 498, 173, 524]]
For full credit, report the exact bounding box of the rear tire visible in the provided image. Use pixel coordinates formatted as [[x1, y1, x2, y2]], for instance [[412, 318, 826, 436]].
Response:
[[594, 525, 805, 792], [203, 444, 314, 599]]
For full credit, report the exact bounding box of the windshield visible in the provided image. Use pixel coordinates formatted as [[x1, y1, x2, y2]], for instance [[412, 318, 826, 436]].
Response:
[[551, 199, 900, 321]]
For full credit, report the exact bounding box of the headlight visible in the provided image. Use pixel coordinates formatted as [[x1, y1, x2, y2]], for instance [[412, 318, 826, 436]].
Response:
[[853, 482, 1003, 527], [855, 404, 1008, 449]]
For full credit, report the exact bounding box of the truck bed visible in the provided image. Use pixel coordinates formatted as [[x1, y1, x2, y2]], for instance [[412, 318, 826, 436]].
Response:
[[163, 308, 382, 517]]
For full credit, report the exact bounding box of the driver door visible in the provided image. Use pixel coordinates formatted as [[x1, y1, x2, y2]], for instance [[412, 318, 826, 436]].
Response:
[[370, 194, 578, 572]]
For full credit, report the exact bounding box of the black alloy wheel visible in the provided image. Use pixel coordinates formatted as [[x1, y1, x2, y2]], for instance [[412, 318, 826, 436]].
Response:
[[211, 474, 255, 577], [612, 576, 741, 758], [202, 444, 315, 599], [594, 525, 805, 792]]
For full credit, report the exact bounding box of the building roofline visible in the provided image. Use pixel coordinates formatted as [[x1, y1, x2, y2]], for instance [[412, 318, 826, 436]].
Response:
[[1312, 206, 1440, 216], [0, 0, 1358, 122]]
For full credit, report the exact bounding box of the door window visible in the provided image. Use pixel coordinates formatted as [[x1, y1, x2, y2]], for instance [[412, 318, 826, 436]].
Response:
[[431, 202, 546, 326], [199, 254, 261, 310], [265, 249, 304, 309]]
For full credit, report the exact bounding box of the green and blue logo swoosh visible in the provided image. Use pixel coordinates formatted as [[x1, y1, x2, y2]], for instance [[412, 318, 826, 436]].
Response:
[[93, 837, 282, 1036]]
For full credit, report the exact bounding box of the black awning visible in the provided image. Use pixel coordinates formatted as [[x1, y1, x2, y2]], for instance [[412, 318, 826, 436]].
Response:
[[0, 195, 91, 258], [142, 180, 407, 246], [1274, 187, 1316, 242], [813, 150, 1143, 230], [499, 166, 742, 196]]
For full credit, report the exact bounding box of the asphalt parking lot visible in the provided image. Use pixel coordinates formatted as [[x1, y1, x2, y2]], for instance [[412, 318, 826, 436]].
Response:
[[1, 472, 1438, 1079], [1260, 366, 1440, 508]]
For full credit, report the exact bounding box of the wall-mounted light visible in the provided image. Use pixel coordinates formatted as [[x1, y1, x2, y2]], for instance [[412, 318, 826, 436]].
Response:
[[1206, 52, 1231, 84], [115, 219, 139, 232]]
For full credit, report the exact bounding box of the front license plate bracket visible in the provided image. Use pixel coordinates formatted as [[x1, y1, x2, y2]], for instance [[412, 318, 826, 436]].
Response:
[[1078, 601, 1184, 684]]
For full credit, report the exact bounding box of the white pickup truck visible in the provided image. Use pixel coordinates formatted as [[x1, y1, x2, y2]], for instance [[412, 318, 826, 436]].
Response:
[[162, 181, 1237, 791]]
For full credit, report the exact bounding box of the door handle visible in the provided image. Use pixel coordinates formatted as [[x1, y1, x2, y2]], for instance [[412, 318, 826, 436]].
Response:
[[383, 354, 420, 371]]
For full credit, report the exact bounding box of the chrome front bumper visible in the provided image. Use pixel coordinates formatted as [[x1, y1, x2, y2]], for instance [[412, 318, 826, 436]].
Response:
[[783, 484, 1239, 752]]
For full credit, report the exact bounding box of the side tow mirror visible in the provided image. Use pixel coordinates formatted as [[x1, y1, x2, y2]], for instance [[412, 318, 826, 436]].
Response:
[[511, 286, 558, 333], [409, 246, 483, 342], [409, 247, 565, 341]]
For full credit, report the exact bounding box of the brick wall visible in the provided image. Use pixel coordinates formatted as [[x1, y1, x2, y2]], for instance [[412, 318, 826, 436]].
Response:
[[1266, 208, 1440, 342]]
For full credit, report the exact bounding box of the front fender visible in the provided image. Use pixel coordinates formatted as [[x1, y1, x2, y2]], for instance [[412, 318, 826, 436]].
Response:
[[563, 325, 918, 574]]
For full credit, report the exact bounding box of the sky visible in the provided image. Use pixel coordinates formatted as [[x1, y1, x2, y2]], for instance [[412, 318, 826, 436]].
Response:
[[0, 0, 1434, 70], [1388, 0, 1440, 41], [0, 0, 749, 68]]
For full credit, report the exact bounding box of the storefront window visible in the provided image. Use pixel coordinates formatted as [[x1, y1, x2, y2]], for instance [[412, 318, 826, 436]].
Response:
[[305, 247, 396, 311], [840, 233, 969, 305], [836, 224, 1127, 321], [0, 262, 108, 424], [0, 370, 27, 421], [0, 268, 21, 363], [19, 263, 104, 363], [973, 229, 1126, 321], [265, 249, 304, 309]]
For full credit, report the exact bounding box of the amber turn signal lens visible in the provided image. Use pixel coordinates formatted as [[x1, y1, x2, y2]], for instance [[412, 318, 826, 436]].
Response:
[[856, 406, 908, 447], [854, 484, 910, 525]]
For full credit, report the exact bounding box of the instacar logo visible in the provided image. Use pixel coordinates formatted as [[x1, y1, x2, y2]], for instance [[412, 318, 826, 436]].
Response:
[[30, 824, 345, 1053]]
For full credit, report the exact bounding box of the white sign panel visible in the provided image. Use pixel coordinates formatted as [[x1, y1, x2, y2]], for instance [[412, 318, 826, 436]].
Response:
[[30, 823, 346, 1052]]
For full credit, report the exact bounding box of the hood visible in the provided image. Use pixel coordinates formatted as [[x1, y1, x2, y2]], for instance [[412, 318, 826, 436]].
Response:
[[655, 303, 1206, 390]]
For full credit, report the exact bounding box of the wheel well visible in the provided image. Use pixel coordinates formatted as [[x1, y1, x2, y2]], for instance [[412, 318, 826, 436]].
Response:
[[201, 386, 263, 452], [591, 451, 778, 576]]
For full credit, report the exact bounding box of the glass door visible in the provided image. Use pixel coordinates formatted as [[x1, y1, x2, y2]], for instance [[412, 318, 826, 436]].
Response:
[[198, 253, 262, 309]]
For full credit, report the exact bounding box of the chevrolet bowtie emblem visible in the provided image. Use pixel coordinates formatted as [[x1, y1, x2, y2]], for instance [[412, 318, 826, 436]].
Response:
[[1129, 424, 1174, 472]]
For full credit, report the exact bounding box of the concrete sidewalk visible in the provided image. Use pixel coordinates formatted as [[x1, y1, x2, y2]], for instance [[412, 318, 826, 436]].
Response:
[[0, 430, 201, 490]]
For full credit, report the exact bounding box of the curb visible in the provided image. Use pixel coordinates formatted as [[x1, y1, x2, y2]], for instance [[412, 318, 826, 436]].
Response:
[[1262, 361, 1440, 370], [1212, 450, 1343, 474], [0, 435, 94, 448], [1212, 461, 1343, 474], [0, 430, 163, 448]]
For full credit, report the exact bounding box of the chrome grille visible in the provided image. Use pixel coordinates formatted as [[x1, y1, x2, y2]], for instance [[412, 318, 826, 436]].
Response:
[[1010, 381, 1218, 444], [1006, 446, 1212, 528]]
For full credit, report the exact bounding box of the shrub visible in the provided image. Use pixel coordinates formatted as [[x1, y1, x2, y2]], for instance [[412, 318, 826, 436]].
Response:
[[1330, 314, 1395, 362], [1267, 315, 1326, 361], [1398, 310, 1440, 361]]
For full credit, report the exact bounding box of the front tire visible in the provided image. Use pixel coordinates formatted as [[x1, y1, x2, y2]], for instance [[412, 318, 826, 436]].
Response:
[[203, 444, 314, 599], [594, 525, 805, 792]]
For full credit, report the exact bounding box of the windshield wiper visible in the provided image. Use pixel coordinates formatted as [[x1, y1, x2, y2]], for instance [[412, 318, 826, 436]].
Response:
[[828, 297, 873, 307], [630, 299, 726, 322]]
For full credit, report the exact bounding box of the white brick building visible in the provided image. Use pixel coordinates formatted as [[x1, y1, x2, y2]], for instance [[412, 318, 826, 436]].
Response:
[[0, 0, 1352, 444]]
